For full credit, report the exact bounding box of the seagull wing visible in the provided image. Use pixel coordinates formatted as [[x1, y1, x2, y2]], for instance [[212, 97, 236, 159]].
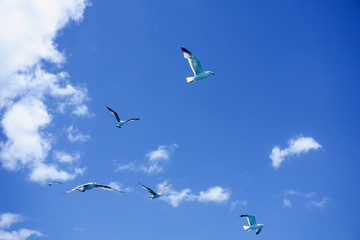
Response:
[[125, 118, 140, 123], [53, 181, 62, 184], [138, 182, 157, 196], [94, 184, 124, 193], [181, 46, 204, 75], [64, 184, 85, 193], [256, 228, 263, 235], [158, 182, 172, 194], [107, 106, 120, 122], [240, 215, 257, 226]]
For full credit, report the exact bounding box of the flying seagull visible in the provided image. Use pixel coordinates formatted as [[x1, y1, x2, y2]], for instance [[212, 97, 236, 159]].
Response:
[[240, 214, 265, 235], [106, 106, 140, 128], [138, 182, 172, 199], [181, 46, 214, 83], [64, 182, 124, 193], [45, 181, 62, 187]]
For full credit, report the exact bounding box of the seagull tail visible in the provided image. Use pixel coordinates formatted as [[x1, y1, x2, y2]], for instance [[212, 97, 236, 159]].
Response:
[[243, 226, 250, 231], [186, 77, 195, 83]]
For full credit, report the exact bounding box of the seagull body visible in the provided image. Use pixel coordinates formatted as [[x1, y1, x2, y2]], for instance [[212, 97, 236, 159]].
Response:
[[240, 214, 264, 235], [106, 106, 140, 128], [138, 182, 172, 199], [181, 46, 214, 83], [46, 181, 62, 186], [64, 182, 124, 193]]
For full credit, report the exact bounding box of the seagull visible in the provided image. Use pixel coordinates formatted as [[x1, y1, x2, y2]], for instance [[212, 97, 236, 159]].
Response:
[[181, 46, 214, 83], [240, 215, 265, 235], [138, 182, 172, 199], [106, 106, 140, 128], [64, 182, 124, 193], [45, 181, 62, 187]]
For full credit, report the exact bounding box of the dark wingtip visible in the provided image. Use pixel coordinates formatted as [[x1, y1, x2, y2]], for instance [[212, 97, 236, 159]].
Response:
[[240, 215, 247, 217], [181, 46, 191, 53]]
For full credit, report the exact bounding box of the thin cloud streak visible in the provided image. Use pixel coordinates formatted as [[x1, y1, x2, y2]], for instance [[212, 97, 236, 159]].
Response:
[[282, 190, 329, 210], [115, 144, 178, 174]]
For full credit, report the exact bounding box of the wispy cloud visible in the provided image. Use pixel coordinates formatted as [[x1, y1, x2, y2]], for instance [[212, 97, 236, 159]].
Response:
[[270, 136, 322, 169], [66, 125, 90, 143], [307, 197, 330, 210], [0, 213, 24, 229], [115, 144, 178, 174], [0, 0, 90, 183], [283, 198, 292, 207], [0, 212, 42, 240], [54, 151, 80, 163], [230, 200, 248, 210], [157, 182, 231, 208], [282, 190, 329, 210], [108, 181, 133, 192]]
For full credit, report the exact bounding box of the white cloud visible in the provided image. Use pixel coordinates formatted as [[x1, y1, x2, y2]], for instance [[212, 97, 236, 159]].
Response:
[[283, 198, 292, 207], [0, 212, 42, 240], [66, 125, 90, 143], [115, 144, 178, 174], [198, 186, 231, 203], [0, 98, 51, 171], [270, 136, 322, 169], [54, 151, 80, 163], [72, 104, 89, 117], [28, 163, 85, 183], [307, 197, 330, 210], [0, 213, 24, 229], [108, 181, 133, 192], [146, 144, 177, 162], [157, 182, 231, 208], [0, 0, 90, 183], [230, 200, 248, 210], [0, 229, 42, 240]]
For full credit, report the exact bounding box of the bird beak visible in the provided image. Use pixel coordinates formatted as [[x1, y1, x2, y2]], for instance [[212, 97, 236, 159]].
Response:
[[212, 72, 215, 74]]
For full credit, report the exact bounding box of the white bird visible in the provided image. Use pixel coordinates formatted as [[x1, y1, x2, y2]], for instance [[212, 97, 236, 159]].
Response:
[[138, 182, 172, 199], [240, 214, 265, 235], [106, 106, 140, 128], [45, 181, 62, 187], [181, 46, 215, 83], [64, 182, 124, 193]]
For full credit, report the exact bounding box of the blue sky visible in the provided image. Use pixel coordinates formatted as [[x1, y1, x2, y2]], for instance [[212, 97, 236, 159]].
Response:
[[0, 0, 359, 239]]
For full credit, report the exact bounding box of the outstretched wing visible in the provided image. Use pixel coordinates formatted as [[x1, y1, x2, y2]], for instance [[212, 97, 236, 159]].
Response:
[[107, 106, 120, 122], [95, 184, 124, 193], [181, 46, 204, 75], [64, 184, 85, 193], [125, 118, 140, 123], [240, 215, 257, 226], [138, 182, 157, 196], [158, 182, 172, 194]]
